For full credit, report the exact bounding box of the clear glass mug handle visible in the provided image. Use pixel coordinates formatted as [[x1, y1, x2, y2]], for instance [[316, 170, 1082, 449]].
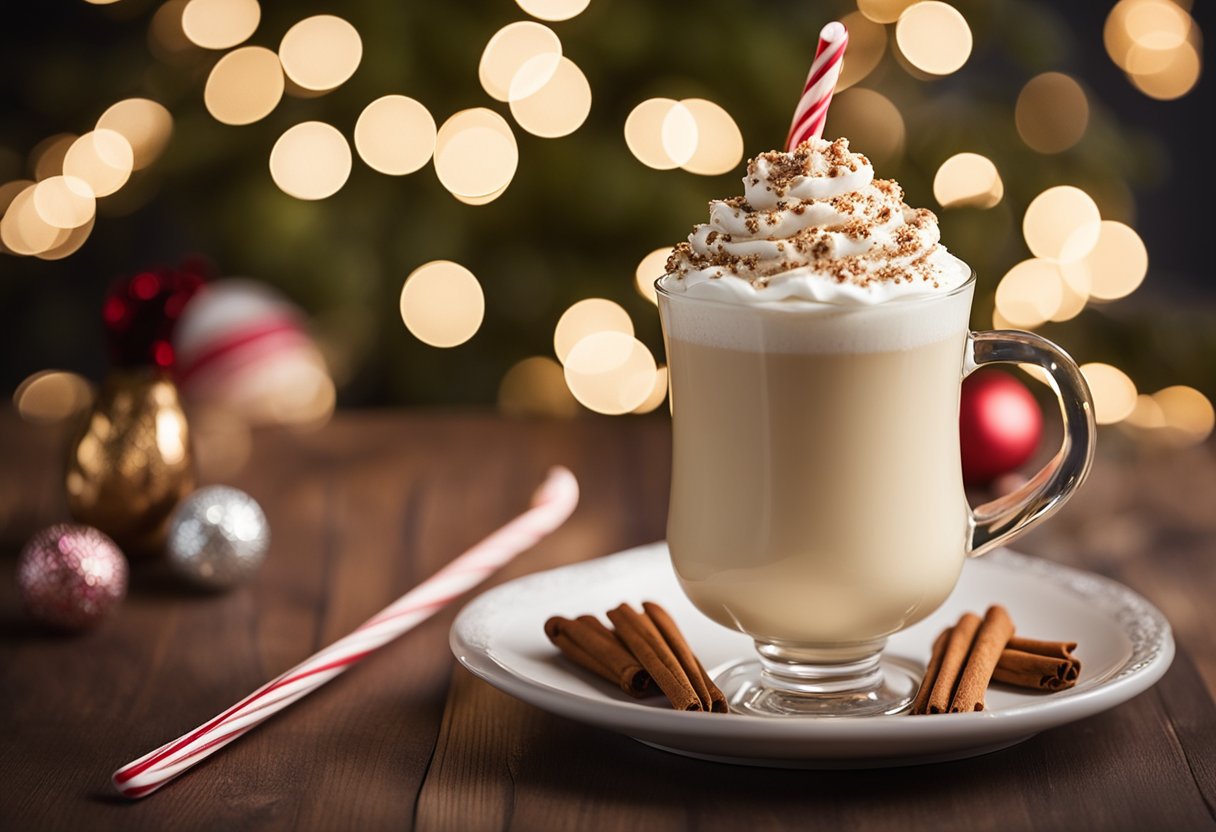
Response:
[[964, 330, 1097, 557]]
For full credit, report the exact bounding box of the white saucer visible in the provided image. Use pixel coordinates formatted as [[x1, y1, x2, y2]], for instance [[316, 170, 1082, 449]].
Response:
[[450, 544, 1174, 768]]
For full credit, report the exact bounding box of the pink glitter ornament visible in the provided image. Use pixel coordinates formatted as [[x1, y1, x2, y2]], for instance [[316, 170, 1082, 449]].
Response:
[[17, 524, 129, 631]]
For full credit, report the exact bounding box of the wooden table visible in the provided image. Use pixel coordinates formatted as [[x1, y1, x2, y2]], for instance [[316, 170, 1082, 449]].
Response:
[[1, 411, 1214, 831]]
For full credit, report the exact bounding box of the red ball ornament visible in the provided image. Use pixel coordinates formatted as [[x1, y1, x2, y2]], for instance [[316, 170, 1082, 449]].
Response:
[[16, 524, 129, 631], [960, 369, 1044, 487]]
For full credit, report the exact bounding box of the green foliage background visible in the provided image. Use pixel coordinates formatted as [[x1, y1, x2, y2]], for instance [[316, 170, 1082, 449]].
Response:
[[1, 0, 1211, 405]]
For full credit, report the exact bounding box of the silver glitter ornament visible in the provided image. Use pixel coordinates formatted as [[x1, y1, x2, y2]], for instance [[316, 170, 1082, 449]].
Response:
[[166, 485, 269, 589], [17, 524, 128, 631]]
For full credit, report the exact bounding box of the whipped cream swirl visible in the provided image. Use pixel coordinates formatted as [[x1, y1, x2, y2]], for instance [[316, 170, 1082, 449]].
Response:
[[661, 138, 970, 305]]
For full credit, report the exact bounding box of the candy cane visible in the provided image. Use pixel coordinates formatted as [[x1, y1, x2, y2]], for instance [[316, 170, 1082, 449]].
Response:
[[786, 21, 849, 150], [113, 466, 580, 798]]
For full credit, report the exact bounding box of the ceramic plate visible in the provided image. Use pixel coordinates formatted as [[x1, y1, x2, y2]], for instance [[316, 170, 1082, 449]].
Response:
[[450, 544, 1173, 768]]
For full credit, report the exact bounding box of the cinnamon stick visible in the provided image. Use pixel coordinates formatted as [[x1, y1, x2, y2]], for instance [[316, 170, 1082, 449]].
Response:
[[993, 637, 1081, 691], [910, 628, 950, 715], [950, 605, 1015, 712], [544, 615, 651, 697], [643, 601, 728, 712], [607, 603, 702, 711], [993, 650, 1077, 690], [927, 612, 981, 714], [1008, 636, 1078, 661]]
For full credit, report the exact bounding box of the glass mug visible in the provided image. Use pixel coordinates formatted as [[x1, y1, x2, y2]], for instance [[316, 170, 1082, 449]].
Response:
[[657, 273, 1095, 717]]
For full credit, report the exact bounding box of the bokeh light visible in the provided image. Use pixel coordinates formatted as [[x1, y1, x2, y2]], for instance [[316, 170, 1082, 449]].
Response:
[[564, 332, 658, 415], [1125, 0, 1193, 48], [857, 0, 917, 24], [1123, 387, 1216, 448], [30, 134, 77, 181], [1022, 186, 1101, 261], [1080, 363, 1138, 425], [509, 56, 591, 138], [399, 260, 485, 348], [33, 176, 95, 229], [1059, 221, 1148, 302], [994, 259, 1064, 329], [507, 55, 564, 106], [434, 108, 518, 200], [1106, 0, 1193, 66], [354, 95, 436, 175], [515, 0, 589, 22], [479, 21, 562, 103], [1125, 394, 1166, 429], [661, 102, 698, 168], [2, 185, 70, 256], [933, 152, 1003, 209], [269, 121, 352, 200], [498, 356, 578, 418], [1128, 40, 1201, 99], [1105, 0, 1202, 99], [631, 366, 668, 414], [1153, 386, 1215, 444], [1015, 73, 1090, 154], [625, 98, 681, 170], [624, 96, 745, 174], [679, 99, 744, 176], [63, 129, 133, 197], [838, 12, 888, 91], [278, 15, 362, 92], [35, 216, 95, 261], [204, 46, 284, 125], [635, 247, 671, 304], [1, 182, 92, 261], [1050, 265, 1090, 322], [13, 371, 94, 423], [553, 298, 633, 364], [895, 2, 973, 76], [97, 99, 173, 169], [181, 0, 260, 50], [824, 88, 904, 166]]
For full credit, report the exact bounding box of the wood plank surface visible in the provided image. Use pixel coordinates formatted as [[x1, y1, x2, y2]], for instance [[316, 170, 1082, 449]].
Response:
[[0, 410, 1213, 831], [417, 654, 1216, 832]]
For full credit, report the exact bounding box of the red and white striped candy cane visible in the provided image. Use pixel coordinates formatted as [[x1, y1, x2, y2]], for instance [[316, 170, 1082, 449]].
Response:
[[785, 21, 849, 150], [112, 466, 580, 799]]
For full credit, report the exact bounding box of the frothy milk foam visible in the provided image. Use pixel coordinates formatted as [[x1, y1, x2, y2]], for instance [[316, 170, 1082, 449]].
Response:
[[659, 139, 974, 653]]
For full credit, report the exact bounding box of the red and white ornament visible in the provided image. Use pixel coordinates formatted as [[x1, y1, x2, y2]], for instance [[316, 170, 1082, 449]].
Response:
[[173, 279, 333, 426], [960, 369, 1044, 487], [17, 524, 128, 631]]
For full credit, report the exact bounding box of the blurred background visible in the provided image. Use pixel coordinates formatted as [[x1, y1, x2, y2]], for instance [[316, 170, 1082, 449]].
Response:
[[2, 0, 1212, 449]]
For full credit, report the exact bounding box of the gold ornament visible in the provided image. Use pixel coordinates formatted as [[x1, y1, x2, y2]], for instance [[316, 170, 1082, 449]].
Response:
[[65, 369, 194, 555]]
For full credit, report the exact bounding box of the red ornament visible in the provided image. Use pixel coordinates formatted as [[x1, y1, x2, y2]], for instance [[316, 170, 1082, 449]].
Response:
[[103, 260, 209, 369], [960, 369, 1043, 487], [16, 524, 128, 631]]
